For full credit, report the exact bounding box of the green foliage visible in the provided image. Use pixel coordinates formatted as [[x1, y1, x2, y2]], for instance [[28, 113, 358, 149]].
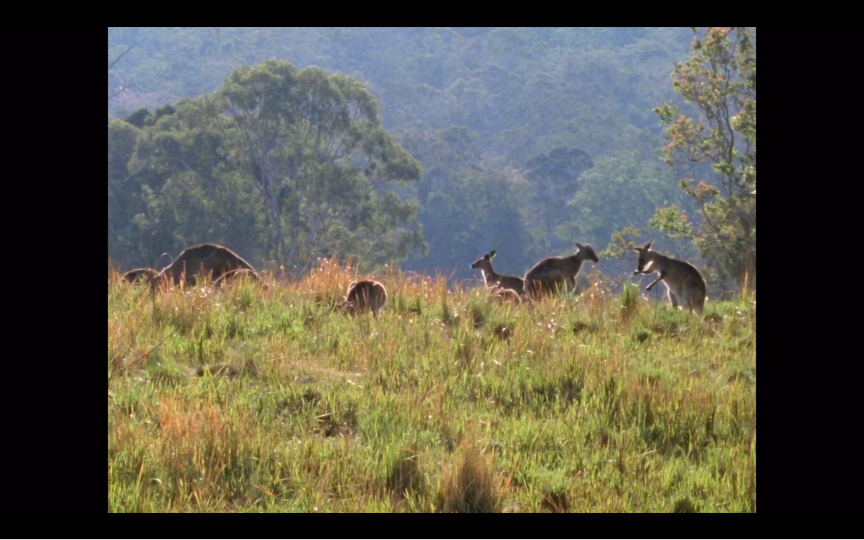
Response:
[[648, 204, 695, 240], [123, 108, 152, 128], [404, 127, 533, 278], [108, 28, 706, 281], [110, 59, 426, 271], [601, 226, 644, 261], [571, 149, 683, 248], [108, 119, 149, 264], [216, 60, 425, 266], [525, 146, 593, 254], [652, 28, 756, 291]]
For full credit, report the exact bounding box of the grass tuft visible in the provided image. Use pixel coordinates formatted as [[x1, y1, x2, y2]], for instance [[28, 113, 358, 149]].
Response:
[[438, 444, 501, 513]]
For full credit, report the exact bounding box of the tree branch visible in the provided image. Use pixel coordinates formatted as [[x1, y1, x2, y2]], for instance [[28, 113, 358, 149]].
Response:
[[108, 46, 133, 71], [108, 87, 126, 102], [121, 164, 147, 184]]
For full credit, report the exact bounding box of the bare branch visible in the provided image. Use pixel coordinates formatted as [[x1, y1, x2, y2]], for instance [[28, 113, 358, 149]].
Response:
[[108, 46, 133, 71], [108, 87, 127, 102], [121, 164, 147, 184]]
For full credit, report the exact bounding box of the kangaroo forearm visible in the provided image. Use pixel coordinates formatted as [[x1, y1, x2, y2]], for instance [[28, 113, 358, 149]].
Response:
[[646, 272, 665, 291]]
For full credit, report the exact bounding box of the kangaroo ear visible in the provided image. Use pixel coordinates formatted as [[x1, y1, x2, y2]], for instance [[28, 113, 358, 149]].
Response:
[[489, 250, 496, 258], [643, 241, 653, 251], [575, 243, 583, 249]]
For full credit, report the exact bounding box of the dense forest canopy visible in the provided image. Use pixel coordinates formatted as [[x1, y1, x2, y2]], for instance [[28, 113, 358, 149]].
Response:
[[109, 27, 754, 294]]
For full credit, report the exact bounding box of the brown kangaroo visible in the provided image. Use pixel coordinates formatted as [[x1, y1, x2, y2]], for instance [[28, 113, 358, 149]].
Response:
[[212, 268, 266, 289], [122, 243, 262, 290], [470, 250, 525, 296], [159, 243, 259, 287], [493, 287, 523, 305], [121, 267, 160, 286], [342, 280, 387, 318], [524, 243, 599, 298], [632, 241, 706, 313]]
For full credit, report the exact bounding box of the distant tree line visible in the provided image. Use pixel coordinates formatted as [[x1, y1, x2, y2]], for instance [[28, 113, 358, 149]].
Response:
[[108, 28, 754, 294]]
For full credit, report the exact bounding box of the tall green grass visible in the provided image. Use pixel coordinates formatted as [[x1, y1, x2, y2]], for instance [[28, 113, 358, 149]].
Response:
[[108, 258, 755, 512]]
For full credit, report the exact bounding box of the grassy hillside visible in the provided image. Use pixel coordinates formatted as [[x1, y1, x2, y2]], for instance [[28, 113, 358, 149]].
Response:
[[108, 260, 755, 512]]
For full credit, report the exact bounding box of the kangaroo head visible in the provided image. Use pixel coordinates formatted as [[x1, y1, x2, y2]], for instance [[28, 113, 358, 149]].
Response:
[[342, 300, 358, 316], [470, 250, 496, 270], [633, 241, 655, 275], [575, 243, 599, 263]]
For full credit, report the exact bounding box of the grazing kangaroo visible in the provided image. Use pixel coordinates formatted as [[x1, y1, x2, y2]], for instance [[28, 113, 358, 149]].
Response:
[[470, 250, 525, 295], [343, 280, 387, 318], [122, 268, 160, 286], [213, 268, 265, 289], [121, 243, 261, 290], [160, 243, 259, 287], [524, 243, 599, 297], [632, 241, 706, 314], [160, 244, 257, 285]]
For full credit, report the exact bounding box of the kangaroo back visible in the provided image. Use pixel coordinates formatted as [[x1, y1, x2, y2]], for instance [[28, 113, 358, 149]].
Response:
[[345, 280, 387, 318], [160, 244, 257, 286], [122, 268, 159, 285], [213, 268, 265, 289]]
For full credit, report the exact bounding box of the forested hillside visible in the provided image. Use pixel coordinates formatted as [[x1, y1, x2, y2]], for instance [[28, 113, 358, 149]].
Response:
[[108, 28, 754, 294]]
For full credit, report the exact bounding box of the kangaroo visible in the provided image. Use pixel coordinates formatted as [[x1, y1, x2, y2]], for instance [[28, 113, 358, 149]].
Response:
[[122, 267, 160, 286], [342, 279, 387, 319], [493, 287, 523, 305], [121, 244, 261, 291], [470, 250, 525, 296], [158, 243, 259, 287], [212, 268, 265, 289], [632, 241, 706, 314], [524, 243, 599, 297]]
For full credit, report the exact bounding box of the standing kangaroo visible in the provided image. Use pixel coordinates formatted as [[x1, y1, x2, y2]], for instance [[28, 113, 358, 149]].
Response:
[[632, 241, 706, 314], [470, 250, 525, 296], [524, 243, 599, 297], [343, 280, 387, 318]]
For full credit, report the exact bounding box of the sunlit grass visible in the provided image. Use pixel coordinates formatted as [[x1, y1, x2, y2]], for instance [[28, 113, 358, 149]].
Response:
[[108, 258, 755, 512]]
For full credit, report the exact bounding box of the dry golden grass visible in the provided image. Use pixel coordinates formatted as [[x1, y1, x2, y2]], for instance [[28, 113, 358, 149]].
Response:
[[108, 256, 755, 512]]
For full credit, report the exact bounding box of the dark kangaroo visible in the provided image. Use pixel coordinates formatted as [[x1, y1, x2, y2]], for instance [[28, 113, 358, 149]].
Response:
[[524, 243, 599, 298], [121, 267, 160, 286], [122, 243, 261, 290], [342, 280, 387, 319]]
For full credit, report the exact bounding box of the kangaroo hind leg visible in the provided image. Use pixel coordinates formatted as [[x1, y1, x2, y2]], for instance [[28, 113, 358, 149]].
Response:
[[667, 288, 680, 309]]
